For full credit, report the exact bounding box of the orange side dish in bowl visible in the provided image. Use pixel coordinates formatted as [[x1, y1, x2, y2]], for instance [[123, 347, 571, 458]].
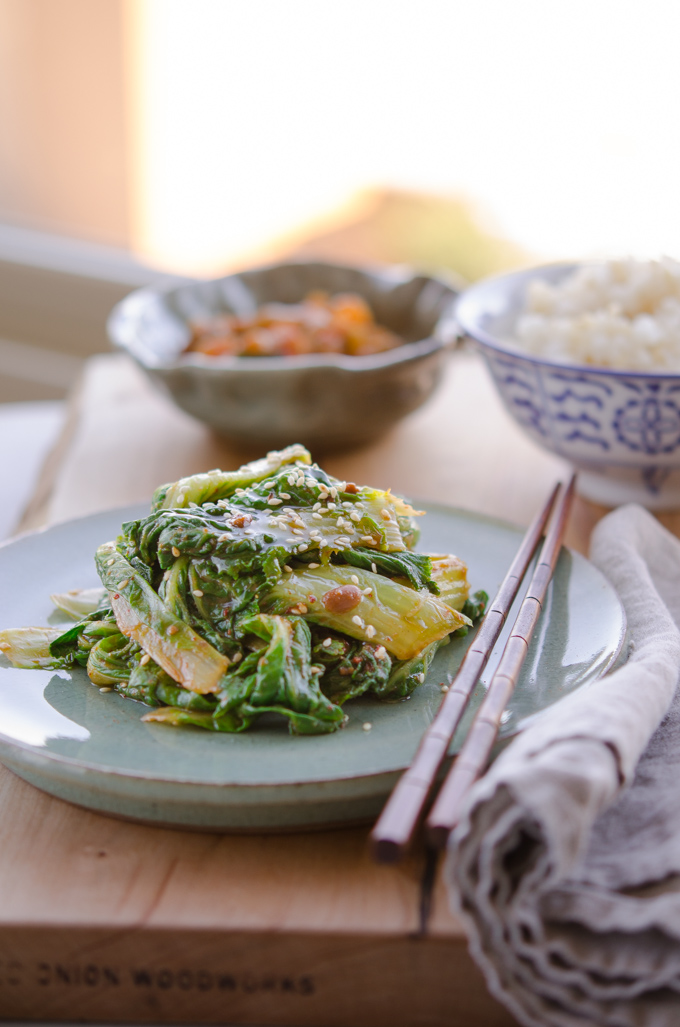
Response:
[[107, 260, 459, 450], [186, 291, 404, 358]]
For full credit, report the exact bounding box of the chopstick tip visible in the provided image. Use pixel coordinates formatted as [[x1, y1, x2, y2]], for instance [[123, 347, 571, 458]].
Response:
[[370, 835, 407, 864], [425, 822, 452, 851]]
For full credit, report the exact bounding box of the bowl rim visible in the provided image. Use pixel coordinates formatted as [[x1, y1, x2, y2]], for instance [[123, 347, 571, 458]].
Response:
[[107, 258, 460, 374], [456, 261, 680, 381]]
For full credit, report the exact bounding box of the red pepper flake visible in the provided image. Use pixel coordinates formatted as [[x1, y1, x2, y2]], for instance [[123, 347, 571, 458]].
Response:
[[322, 584, 362, 613], [231, 513, 253, 528], [113, 593, 120, 600], [345, 482, 358, 494]]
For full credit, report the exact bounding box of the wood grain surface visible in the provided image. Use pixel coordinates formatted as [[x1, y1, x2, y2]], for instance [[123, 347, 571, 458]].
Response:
[[5, 345, 672, 1025]]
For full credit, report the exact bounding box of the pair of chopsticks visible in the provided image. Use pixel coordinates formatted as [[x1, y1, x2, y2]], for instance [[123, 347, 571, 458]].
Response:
[[371, 474, 576, 862]]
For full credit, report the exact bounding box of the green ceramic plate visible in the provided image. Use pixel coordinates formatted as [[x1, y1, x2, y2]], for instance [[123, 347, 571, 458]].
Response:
[[0, 503, 625, 831]]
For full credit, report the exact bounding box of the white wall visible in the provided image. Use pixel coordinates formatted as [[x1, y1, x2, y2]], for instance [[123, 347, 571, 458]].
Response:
[[127, 0, 680, 272]]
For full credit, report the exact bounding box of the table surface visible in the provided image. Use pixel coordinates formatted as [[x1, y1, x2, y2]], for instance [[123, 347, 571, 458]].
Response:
[[0, 400, 64, 541], [3, 347, 677, 1026]]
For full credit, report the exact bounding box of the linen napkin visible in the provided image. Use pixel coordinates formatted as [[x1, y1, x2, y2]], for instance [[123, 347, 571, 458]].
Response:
[[446, 504, 680, 1027]]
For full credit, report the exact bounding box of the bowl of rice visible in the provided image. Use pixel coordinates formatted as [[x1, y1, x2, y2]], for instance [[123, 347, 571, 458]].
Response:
[[456, 259, 680, 508]]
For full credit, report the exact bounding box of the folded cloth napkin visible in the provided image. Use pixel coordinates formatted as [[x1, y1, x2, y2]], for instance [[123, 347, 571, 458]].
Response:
[[446, 504, 680, 1027]]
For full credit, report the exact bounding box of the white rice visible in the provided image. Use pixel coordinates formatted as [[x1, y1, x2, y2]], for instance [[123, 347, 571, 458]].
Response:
[[512, 258, 680, 370]]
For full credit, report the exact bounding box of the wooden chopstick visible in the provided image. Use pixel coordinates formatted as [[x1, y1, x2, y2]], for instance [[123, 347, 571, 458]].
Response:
[[370, 480, 562, 864], [425, 474, 576, 849]]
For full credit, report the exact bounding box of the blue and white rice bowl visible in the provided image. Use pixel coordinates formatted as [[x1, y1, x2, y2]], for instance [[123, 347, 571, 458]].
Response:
[[456, 262, 680, 509]]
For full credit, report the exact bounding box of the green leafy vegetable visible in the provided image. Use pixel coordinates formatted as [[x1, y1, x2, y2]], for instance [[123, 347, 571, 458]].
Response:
[[265, 563, 469, 660], [0, 447, 485, 735], [0, 627, 69, 669]]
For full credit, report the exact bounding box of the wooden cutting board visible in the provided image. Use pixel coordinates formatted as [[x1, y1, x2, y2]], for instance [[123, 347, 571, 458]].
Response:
[[1, 348, 630, 1025]]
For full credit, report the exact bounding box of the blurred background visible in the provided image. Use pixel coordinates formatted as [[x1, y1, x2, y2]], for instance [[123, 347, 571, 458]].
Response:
[[1, 0, 679, 530]]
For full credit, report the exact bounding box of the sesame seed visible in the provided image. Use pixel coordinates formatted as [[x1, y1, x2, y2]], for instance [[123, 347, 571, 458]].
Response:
[[280, 493, 291, 500], [0, 642, 10, 651], [327, 502, 336, 510], [167, 625, 179, 635], [268, 498, 283, 506], [192, 589, 204, 597], [297, 543, 308, 552], [172, 546, 181, 557], [287, 475, 296, 486], [350, 512, 361, 522], [313, 512, 323, 520], [351, 615, 364, 627], [371, 563, 377, 573], [363, 587, 373, 596], [298, 604, 308, 614], [416, 672, 425, 683], [365, 624, 376, 638], [235, 488, 245, 494], [375, 646, 387, 659], [99, 686, 112, 693], [119, 579, 129, 588], [232, 651, 242, 663], [380, 508, 391, 521], [350, 575, 359, 584], [330, 486, 338, 498], [106, 558, 115, 566], [322, 637, 332, 647], [337, 536, 351, 545], [305, 477, 316, 487], [362, 722, 372, 732], [292, 528, 305, 536], [440, 684, 449, 693], [308, 562, 320, 569], [320, 538, 329, 546], [218, 533, 230, 541], [361, 536, 375, 544], [140, 653, 151, 666]]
